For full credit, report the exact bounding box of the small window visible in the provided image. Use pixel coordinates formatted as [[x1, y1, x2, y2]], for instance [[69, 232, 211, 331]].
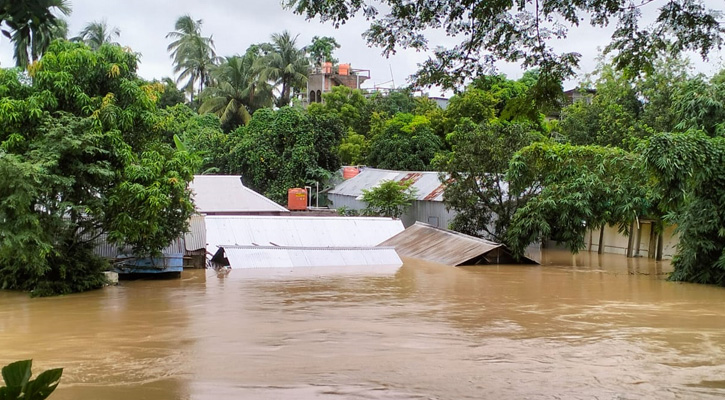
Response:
[[309, 91, 316, 103], [428, 216, 439, 227]]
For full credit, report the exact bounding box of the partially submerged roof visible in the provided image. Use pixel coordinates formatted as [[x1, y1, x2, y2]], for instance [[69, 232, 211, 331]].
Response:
[[190, 175, 288, 214], [184, 214, 206, 252], [329, 168, 448, 202], [217, 246, 402, 269], [378, 222, 538, 265], [205, 215, 405, 257]]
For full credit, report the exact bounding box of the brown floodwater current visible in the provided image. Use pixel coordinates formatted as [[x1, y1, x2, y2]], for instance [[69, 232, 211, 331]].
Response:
[[2, 250, 725, 399]]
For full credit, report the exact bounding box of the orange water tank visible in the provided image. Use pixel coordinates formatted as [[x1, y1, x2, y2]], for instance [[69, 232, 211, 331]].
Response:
[[323, 62, 333, 74], [338, 63, 350, 75], [342, 166, 360, 179], [287, 188, 308, 211]]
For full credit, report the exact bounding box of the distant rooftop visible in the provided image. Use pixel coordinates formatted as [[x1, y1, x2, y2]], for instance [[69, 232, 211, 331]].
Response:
[[329, 168, 448, 202]]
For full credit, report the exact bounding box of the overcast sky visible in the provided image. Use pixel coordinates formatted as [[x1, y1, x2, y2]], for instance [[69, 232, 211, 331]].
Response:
[[0, 0, 722, 96]]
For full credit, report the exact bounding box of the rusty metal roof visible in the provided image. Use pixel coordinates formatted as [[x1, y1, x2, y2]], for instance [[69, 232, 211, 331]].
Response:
[[329, 168, 448, 202], [190, 175, 289, 214], [378, 222, 538, 265]]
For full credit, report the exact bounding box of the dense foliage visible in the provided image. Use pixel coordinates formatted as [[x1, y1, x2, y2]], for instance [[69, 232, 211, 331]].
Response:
[[0, 41, 198, 296], [229, 107, 345, 203], [361, 180, 417, 218], [435, 121, 543, 243], [644, 131, 725, 285]]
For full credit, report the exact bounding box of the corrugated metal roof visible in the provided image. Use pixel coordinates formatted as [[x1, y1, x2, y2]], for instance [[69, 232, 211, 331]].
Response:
[[328, 168, 448, 202], [93, 234, 185, 259], [378, 222, 538, 265], [190, 175, 289, 214], [205, 215, 405, 256], [184, 214, 206, 251], [220, 246, 402, 269]]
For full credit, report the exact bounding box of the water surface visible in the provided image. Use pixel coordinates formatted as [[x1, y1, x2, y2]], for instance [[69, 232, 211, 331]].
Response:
[[2, 251, 725, 399]]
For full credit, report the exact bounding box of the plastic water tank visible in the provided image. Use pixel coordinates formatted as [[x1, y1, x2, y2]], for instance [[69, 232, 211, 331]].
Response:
[[288, 188, 308, 211], [342, 166, 360, 180]]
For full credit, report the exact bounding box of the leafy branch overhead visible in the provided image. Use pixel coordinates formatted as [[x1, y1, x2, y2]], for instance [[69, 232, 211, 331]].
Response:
[[287, 0, 723, 95]]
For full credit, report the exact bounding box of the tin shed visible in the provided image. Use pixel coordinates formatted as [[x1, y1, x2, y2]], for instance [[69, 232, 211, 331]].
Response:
[[327, 168, 456, 228]]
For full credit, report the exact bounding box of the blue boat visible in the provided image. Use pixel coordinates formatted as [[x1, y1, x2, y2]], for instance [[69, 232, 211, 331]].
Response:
[[113, 253, 184, 279]]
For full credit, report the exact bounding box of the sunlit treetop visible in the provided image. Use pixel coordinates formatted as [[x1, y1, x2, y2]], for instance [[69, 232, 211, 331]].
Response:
[[286, 0, 723, 99]]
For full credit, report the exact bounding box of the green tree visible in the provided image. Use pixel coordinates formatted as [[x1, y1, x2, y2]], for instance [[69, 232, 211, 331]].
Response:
[[71, 19, 120, 50], [157, 77, 187, 109], [261, 31, 309, 107], [199, 47, 273, 132], [230, 107, 344, 202], [287, 0, 722, 100], [166, 15, 220, 102], [643, 130, 725, 285], [361, 179, 418, 218], [434, 120, 543, 243], [1, 0, 70, 68], [308, 86, 371, 135], [158, 104, 231, 173], [558, 63, 647, 147], [306, 35, 341, 65], [0, 40, 199, 296], [368, 90, 417, 116], [506, 142, 651, 257], [367, 113, 442, 171], [672, 74, 725, 136]]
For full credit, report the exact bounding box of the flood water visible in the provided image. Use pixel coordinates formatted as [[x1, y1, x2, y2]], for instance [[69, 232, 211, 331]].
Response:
[[2, 250, 725, 399]]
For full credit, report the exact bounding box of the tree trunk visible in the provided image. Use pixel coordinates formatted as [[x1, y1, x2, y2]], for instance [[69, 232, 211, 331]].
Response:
[[598, 225, 605, 254], [656, 230, 664, 261], [634, 221, 642, 257], [626, 220, 636, 258]]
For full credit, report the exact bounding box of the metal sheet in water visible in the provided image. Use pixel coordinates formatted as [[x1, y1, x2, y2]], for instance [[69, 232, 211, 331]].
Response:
[[221, 246, 402, 269]]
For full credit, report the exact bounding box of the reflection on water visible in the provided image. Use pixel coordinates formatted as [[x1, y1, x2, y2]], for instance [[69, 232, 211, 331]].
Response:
[[2, 250, 725, 399]]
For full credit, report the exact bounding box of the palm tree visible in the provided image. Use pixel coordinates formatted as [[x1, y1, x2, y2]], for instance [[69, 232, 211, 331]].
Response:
[[72, 20, 121, 50], [261, 31, 309, 107], [166, 15, 220, 102], [199, 47, 274, 131], [5, 0, 70, 68]]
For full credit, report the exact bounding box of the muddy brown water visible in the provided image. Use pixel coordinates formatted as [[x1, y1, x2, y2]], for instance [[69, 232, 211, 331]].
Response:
[[2, 250, 725, 399]]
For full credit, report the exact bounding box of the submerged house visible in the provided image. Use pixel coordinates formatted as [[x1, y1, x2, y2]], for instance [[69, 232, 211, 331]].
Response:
[[380, 222, 539, 265], [93, 175, 290, 274], [327, 168, 456, 229], [206, 215, 405, 270]]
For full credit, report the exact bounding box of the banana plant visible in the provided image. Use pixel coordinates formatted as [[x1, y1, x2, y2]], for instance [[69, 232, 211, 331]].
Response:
[[0, 360, 62, 400]]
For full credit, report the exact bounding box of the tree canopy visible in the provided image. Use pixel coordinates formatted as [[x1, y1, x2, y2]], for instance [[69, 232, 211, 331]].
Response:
[[0, 41, 199, 296], [287, 0, 723, 100]]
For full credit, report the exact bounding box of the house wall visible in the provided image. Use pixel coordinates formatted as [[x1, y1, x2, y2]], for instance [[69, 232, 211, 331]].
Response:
[[578, 223, 679, 259], [328, 194, 456, 229]]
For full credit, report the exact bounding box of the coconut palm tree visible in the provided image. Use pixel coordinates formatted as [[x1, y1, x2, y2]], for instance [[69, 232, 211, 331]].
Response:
[[13, 17, 68, 68], [199, 47, 274, 131], [72, 20, 121, 50], [166, 15, 220, 102], [4, 0, 70, 68], [261, 31, 309, 107]]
